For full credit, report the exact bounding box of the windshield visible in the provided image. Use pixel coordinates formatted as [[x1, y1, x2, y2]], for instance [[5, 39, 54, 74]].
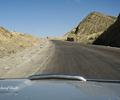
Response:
[[0, 0, 120, 81]]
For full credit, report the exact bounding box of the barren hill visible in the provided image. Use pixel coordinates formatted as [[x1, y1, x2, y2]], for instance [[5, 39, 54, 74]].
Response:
[[93, 14, 120, 47], [66, 12, 116, 44], [0, 27, 39, 57]]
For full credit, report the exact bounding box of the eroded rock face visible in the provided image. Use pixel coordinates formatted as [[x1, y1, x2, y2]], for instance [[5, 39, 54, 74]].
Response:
[[118, 14, 120, 20], [93, 14, 120, 47], [76, 12, 116, 35], [66, 12, 116, 44]]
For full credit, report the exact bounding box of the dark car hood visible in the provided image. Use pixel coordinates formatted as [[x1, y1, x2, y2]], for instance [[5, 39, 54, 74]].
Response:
[[0, 79, 120, 100]]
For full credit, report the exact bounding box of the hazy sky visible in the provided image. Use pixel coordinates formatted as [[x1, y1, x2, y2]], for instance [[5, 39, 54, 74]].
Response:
[[0, 0, 120, 37]]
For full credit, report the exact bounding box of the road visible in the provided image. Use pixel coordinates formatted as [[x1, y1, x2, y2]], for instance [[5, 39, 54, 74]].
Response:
[[3, 40, 120, 80]]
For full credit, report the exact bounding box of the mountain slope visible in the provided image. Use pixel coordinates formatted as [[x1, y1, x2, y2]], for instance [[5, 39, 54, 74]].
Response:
[[66, 12, 116, 44], [93, 14, 120, 47], [0, 27, 39, 57]]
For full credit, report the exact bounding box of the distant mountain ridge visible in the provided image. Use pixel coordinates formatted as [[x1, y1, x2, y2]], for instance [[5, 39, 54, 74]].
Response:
[[66, 12, 116, 44]]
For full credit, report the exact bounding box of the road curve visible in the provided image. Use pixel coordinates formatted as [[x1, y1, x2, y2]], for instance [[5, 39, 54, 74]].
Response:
[[3, 40, 120, 80]]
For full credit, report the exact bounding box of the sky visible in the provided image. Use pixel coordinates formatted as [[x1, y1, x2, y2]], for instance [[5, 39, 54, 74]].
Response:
[[0, 0, 120, 37]]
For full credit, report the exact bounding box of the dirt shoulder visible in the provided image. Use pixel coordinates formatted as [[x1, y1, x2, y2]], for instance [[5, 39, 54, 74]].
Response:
[[0, 39, 50, 78]]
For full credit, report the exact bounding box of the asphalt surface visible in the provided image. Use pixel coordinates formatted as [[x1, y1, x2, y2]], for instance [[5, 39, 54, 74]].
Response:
[[36, 40, 120, 80], [2, 40, 120, 80]]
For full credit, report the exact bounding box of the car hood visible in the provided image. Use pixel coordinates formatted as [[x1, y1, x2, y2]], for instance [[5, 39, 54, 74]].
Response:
[[0, 79, 120, 100]]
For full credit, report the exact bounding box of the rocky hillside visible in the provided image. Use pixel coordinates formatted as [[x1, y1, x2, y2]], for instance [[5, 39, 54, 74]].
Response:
[[0, 27, 39, 57], [93, 14, 120, 47], [66, 12, 116, 44]]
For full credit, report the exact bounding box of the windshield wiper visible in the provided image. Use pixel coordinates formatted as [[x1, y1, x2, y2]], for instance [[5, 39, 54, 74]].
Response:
[[87, 79, 120, 83], [29, 74, 86, 82]]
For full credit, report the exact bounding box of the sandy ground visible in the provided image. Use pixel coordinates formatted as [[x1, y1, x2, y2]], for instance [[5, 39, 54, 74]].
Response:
[[0, 39, 49, 78]]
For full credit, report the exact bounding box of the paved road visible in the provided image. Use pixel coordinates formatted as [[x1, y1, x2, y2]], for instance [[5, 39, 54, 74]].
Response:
[[36, 40, 120, 80], [3, 40, 120, 80]]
